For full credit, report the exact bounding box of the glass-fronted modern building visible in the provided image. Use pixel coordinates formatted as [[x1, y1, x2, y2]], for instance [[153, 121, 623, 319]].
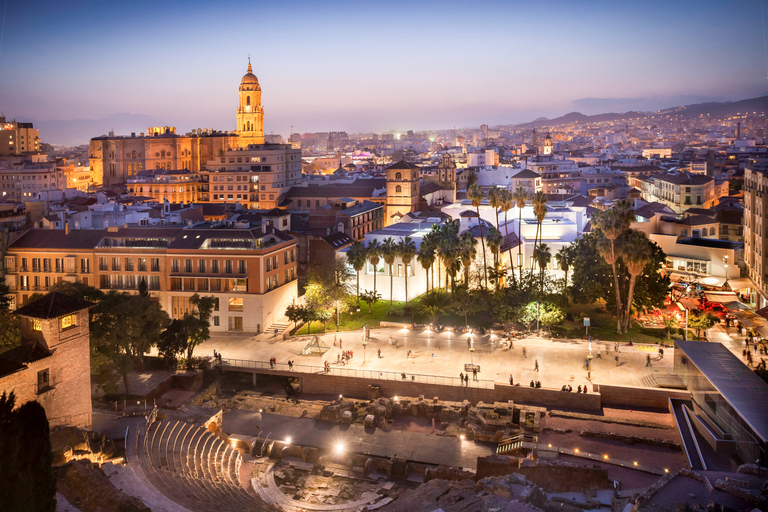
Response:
[[675, 340, 767, 466]]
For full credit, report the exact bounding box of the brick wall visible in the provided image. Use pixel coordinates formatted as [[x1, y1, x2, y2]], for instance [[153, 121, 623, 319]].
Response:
[[596, 383, 691, 409]]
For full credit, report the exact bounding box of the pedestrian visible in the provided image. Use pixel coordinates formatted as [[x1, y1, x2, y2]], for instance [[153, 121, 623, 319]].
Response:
[[660, 347, 664, 359], [472, 368, 478, 381], [274, 328, 278, 337], [213, 349, 217, 359], [755, 344, 759, 354], [378, 348, 382, 358], [460, 372, 464, 383], [337, 353, 341, 364], [523, 347, 527, 359], [534, 359, 539, 372], [583, 384, 588, 394], [530, 380, 535, 388], [536, 381, 541, 388], [509, 374, 514, 386], [743, 349, 748, 359], [646, 354, 651, 367], [401, 372, 406, 380], [350, 350, 354, 358], [464, 374, 469, 386], [568, 385, 572, 392], [615, 355, 619, 367], [577, 385, 582, 393], [614, 342, 618, 352], [339, 339, 343, 350]]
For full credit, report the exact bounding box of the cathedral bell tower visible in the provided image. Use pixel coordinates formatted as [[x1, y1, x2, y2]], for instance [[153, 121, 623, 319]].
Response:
[[236, 58, 265, 146]]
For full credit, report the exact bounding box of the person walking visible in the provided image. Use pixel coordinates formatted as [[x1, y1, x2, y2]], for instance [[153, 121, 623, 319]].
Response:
[[377, 348, 382, 358], [534, 359, 539, 372], [523, 347, 527, 359], [464, 374, 469, 386], [646, 354, 652, 367], [509, 374, 514, 386], [660, 347, 664, 359], [615, 355, 619, 367], [472, 368, 478, 381], [459, 372, 464, 384]]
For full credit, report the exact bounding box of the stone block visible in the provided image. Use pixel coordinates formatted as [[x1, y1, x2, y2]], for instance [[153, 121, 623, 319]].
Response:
[[364, 414, 375, 427], [341, 410, 353, 423]]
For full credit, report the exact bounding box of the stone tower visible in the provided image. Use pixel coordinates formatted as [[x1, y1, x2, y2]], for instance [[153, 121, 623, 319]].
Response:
[[386, 160, 420, 226], [543, 133, 552, 155], [436, 153, 457, 202], [236, 58, 265, 147], [0, 292, 95, 429]]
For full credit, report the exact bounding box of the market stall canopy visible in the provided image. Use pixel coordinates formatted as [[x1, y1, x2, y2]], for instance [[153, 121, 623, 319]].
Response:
[[723, 301, 752, 311], [703, 291, 739, 304], [727, 277, 754, 291]]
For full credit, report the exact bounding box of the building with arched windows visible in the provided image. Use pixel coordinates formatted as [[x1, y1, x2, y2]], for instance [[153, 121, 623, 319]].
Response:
[[385, 160, 420, 225], [90, 61, 269, 189]]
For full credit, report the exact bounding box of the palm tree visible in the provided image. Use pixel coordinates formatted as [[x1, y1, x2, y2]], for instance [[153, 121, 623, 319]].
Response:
[[417, 233, 437, 293], [366, 239, 381, 296], [381, 237, 397, 304], [488, 187, 503, 232], [533, 243, 552, 293], [555, 246, 573, 295], [417, 290, 449, 325], [621, 230, 652, 332], [438, 220, 460, 292], [486, 227, 503, 290], [499, 188, 516, 287], [594, 209, 625, 333], [467, 183, 488, 289], [398, 236, 416, 303], [459, 231, 477, 286], [346, 241, 367, 301], [531, 190, 548, 269], [512, 186, 528, 281]]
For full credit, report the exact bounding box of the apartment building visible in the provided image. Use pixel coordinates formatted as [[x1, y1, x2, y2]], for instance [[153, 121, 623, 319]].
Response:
[[0, 165, 66, 200], [743, 165, 768, 307], [127, 168, 200, 204], [3, 223, 298, 333], [0, 117, 40, 156], [199, 144, 302, 209], [639, 170, 719, 214]]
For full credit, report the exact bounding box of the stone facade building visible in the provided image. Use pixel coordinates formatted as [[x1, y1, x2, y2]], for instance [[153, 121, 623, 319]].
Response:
[[386, 160, 421, 225], [0, 292, 94, 429]]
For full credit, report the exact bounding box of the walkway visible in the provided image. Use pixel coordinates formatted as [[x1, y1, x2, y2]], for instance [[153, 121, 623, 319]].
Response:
[[223, 409, 495, 469]]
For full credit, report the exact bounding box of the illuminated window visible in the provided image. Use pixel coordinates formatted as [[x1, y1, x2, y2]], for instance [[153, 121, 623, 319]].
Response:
[[33, 319, 42, 331], [228, 298, 244, 312], [61, 314, 76, 329]]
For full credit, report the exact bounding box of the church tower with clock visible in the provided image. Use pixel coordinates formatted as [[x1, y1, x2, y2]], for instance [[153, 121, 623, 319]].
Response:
[[236, 59, 265, 146]]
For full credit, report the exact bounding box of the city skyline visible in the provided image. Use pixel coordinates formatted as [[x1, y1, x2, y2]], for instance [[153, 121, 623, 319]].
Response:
[[1, 0, 766, 144]]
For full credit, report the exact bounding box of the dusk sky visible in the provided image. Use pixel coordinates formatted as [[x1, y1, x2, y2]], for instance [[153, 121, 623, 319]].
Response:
[[0, 0, 766, 144]]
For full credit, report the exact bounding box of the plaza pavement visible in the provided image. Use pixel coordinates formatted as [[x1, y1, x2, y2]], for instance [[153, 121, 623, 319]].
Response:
[[197, 326, 678, 390]]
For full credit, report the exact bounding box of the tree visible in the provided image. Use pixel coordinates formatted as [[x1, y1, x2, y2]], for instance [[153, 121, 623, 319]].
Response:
[[156, 294, 213, 369], [531, 190, 548, 269], [450, 287, 483, 326], [437, 219, 461, 292], [90, 292, 169, 392], [520, 301, 564, 332], [512, 186, 528, 282], [621, 230, 653, 331], [688, 312, 717, 338], [555, 246, 573, 295], [499, 188, 517, 288], [366, 239, 381, 296], [417, 290, 449, 324], [417, 234, 436, 293], [663, 317, 678, 339], [381, 237, 397, 304], [467, 183, 489, 289], [360, 289, 381, 314], [346, 241, 367, 301], [459, 231, 477, 287], [0, 277, 13, 312], [0, 278, 20, 353], [486, 226, 503, 289], [0, 392, 56, 512], [398, 236, 417, 304], [138, 277, 148, 297], [533, 243, 552, 293]]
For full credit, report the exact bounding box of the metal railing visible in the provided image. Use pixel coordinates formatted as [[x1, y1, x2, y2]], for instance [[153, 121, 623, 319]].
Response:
[[219, 357, 495, 389]]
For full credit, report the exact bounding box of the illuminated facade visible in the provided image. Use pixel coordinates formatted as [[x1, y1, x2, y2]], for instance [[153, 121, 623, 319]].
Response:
[[0, 117, 40, 156], [127, 169, 200, 204], [235, 59, 265, 147], [385, 160, 420, 225]]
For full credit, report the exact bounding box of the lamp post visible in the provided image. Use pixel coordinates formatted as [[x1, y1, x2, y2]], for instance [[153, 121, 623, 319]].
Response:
[[469, 335, 475, 365]]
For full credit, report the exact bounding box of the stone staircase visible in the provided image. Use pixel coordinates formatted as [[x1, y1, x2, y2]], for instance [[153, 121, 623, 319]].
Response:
[[265, 319, 290, 336]]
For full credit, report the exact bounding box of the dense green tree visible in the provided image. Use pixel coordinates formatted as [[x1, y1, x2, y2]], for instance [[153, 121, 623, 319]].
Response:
[[417, 290, 449, 324], [519, 301, 564, 332], [450, 287, 483, 326], [398, 236, 417, 304], [688, 312, 717, 338], [531, 190, 548, 269], [621, 230, 653, 331], [467, 184, 488, 289], [417, 231, 437, 293], [533, 242, 552, 294], [568, 231, 668, 318], [0, 278, 20, 353], [0, 392, 56, 512], [555, 246, 574, 295], [360, 289, 381, 314]]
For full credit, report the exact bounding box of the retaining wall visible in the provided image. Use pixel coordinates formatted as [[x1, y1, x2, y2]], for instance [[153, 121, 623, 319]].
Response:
[[596, 383, 691, 409]]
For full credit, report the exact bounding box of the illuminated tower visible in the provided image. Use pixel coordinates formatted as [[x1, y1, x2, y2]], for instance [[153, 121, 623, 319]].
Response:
[[543, 133, 552, 155], [236, 58, 265, 146]]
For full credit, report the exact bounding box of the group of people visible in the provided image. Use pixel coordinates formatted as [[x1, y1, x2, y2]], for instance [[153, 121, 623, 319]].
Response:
[[336, 350, 354, 365], [457, 372, 473, 385], [212, 350, 222, 364], [529, 380, 542, 388], [561, 384, 588, 393], [268, 357, 277, 369]]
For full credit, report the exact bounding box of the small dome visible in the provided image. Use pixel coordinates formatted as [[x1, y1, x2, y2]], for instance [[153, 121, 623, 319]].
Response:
[[240, 60, 261, 88]]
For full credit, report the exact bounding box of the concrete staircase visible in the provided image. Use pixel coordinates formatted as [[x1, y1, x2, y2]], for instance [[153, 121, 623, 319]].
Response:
[[265, 319, 290, 336]]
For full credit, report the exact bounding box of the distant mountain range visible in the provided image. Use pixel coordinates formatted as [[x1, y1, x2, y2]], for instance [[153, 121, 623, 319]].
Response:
[[514, 95, 768, 129]]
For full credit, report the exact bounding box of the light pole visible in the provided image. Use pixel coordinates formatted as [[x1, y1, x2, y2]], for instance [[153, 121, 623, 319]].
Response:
[[469, 335, 475, 365]]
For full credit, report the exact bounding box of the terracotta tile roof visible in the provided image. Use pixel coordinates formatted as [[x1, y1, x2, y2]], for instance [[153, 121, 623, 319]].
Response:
[[0, 343, 52, 378], [386, 160, 421, 170], [14, 292, 95, 319]]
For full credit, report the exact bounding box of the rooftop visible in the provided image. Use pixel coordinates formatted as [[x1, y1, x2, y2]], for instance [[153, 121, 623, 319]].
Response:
[[14, 291, 95, 319]]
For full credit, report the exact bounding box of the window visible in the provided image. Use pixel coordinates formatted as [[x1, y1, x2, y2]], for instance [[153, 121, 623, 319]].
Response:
[[285, 270, 288, 283], [395, 172, 402, 180], [225, 260, 233, 273], [21, 257, 27, 270], [32, 258, 40, 272], [61, 314, 76, 329], [81, 259, 90, 273], [171, 259, 180, 273], [33, 318, 42, 331], [213, 298, 219, 311], [238, 260, 246, 274], [198, 259, 206, 273], [266, 258, 271, 272], [228, 298, 244, 311], [211, 260, 220, 273], [43, 258, 51, 272], [125, 258, 134, 271], [55, 258, 63, 273], [185, 259, 192, 272], [149, 276, 160, 290], [291, 249, 295, 262], [138, 258, 147, 272], [213, 316, 220, 327], [284, 252, 288, 265], [37, 369, 50, 394], [398, 264, 403, 277], [151, 258, 160, 272], [395, 185, 402, 193], [112, 257, 121, 271]]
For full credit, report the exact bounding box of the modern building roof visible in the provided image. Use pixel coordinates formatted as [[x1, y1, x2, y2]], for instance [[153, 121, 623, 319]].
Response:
[[14, 292, 95, 319], [675, 340, 768, 442]]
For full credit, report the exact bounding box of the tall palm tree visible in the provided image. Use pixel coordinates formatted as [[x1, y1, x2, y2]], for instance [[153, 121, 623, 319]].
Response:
[[621, 230, 652, 332], [458, 231, 477, 287], [381, 237, 397, 304], [398, 236, 416, 303], [555, 246, 573, 295], [488, 187, 503, 232], [531, 190, 548, 269], [417, 235, 436, 293], [486, 227, 504, 290], [499, 188, 516, 287], [512, 186, 528, 281], [594, 209, 625, 333], [366, 239, 381, 297], [438, 220, 460, 292], [467, 183, 488, 289], [346, 241, 367, 301], [533, 242, 552, 293]]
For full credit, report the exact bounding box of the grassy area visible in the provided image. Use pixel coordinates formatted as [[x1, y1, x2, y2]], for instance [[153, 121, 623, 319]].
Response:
[[560, 303, 669, 344], [293, 296, 424, 335]]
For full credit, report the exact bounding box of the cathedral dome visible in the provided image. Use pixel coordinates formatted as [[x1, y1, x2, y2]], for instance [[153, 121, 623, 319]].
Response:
[[240, 61, 261, 89]]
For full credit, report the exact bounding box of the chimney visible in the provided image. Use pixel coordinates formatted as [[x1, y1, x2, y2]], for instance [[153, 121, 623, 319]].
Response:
[[65, 222, 70, 235]]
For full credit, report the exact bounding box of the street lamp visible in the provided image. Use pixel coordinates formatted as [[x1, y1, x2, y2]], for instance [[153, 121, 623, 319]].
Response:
[[469, 335, 475, 365]]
